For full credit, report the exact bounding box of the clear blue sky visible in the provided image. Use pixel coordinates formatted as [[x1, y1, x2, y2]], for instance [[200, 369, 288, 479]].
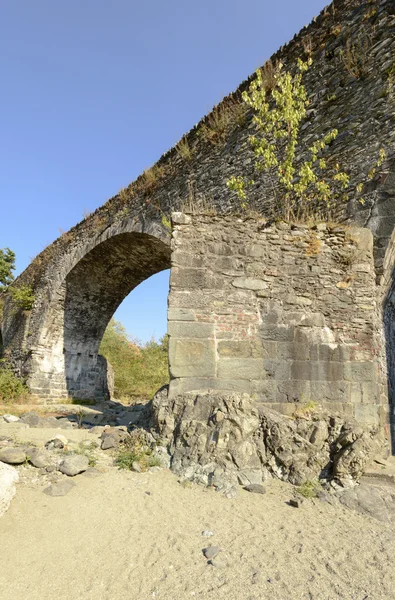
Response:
[[1, 0, 328, 343]]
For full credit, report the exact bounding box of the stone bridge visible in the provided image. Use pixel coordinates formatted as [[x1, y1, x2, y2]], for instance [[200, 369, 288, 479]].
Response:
[[1, 0, 395, 443]]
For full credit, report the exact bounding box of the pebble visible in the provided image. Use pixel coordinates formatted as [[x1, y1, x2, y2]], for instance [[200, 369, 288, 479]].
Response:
[[202, 530, 214, 538], [289, 498, 304, 508]]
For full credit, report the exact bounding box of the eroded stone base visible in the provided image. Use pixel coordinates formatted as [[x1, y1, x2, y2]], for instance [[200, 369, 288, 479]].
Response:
[[152, 388, 385, 489]]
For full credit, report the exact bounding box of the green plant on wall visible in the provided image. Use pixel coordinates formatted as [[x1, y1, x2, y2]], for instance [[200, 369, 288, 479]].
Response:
[[227, 58, 350, 218], [9, 285, 35, 311], [227, 58, 386, 219]]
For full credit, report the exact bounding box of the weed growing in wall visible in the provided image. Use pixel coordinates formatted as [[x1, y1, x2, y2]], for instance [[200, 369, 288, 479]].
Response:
[[9, 285, 35, 311], [227, 58, 387, 219]]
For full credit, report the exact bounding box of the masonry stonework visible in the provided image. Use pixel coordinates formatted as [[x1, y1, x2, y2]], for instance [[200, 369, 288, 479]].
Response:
[[168, 213, 384, 428]]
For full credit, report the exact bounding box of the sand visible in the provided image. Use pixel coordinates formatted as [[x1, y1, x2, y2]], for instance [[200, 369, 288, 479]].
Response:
[[1, 465, 395, 600]]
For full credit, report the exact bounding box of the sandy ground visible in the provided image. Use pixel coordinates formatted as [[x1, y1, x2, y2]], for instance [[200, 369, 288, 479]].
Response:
[[1, 464, 395, 600]]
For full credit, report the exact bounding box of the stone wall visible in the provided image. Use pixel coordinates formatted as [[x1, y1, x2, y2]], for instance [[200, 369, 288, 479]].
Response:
[[168, 213, 384, 427]]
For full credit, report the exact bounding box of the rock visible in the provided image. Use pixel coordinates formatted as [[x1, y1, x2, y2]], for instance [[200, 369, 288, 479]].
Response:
[[131, 461, 142, 473], [43, 480, 75, 497], [203, 546, 221, 560], [28, 449, 52, 469], [338, 484, 395, 523], [20, 412, 40, 427], [3, 414, 19, 423], [59, 454, 89, 476], [101, 435, 118, 450], [244, 484, 266, 495], [202, 530, 214, 538], [0, 448, 26, 465], [289, 498, 304, 508], [0, 461, 18, 517], [45, 438, 65, 450]]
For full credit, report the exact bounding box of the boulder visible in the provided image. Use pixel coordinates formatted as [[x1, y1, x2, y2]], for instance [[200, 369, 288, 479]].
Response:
[[0, 462, 19, 517], [59, 454, 89, 476], [0, 448, 26, 465]]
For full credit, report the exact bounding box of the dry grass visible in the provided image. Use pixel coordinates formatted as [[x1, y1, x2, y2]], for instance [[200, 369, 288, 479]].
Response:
[[175, 137, 194, 162], [341, 31, 372, 79], [199, 100, 247, 145]]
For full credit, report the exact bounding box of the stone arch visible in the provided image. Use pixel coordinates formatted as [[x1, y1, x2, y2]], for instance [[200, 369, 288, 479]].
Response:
[[25, 218, 171, 400]]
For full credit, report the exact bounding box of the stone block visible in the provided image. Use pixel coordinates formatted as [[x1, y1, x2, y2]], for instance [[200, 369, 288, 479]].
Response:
[[277, 342, 309, 361], [291, 361, 343, 381], [344, 361, 378, 383], [259, 325, 294, 342], [217, 358, 265, 380], [276, 379, 311, 403], [169, 339, 216, 378], [217, 341, 253, 358], [251, 380, 276, 401], [170, 267, 222, 290], [232, 277, 267, 291], [354, 404, 380, 426], [168, 308, 196, 322], [169, 377, 252, 397], [171, 251, 204, 268], [263, 359, 290, 380], [309, 381, 350, 403], [168, 321, 214, 339]]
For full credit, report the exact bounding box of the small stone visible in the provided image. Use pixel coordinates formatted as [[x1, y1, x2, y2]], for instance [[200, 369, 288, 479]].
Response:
[[202, 530, 214, 538], [43, 480, 75, 497], [203, 546, 221, 560], [0, 448, 26, 465], [131, 461, 142, 473], [3, 414, 19, 423], [289, 498, 304, 508], [59, 454, 89, 476], [244, 484, 266, 495]]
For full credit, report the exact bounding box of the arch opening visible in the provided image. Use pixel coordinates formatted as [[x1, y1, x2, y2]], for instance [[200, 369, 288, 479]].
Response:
[[63, 231, 171, 400]]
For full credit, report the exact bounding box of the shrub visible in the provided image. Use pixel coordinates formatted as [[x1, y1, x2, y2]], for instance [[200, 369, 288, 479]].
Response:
[[9, 285, 35, 311], [115, 430, 161, 471], [0, 367, 29, 403]]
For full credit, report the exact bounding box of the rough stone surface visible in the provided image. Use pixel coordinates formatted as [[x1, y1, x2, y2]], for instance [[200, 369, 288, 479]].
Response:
[[3, 415, 19, 423], [59, 454, 89, 476], [0, 461, 18, 517], [152, 389, 383, 488]]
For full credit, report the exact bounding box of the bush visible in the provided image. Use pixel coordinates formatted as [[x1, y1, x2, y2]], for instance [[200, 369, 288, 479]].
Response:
[[10, 285, 35, 311], [99, 318, 169, 401], [115, 430, 161, 471], [0, 367, 29, 403]]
